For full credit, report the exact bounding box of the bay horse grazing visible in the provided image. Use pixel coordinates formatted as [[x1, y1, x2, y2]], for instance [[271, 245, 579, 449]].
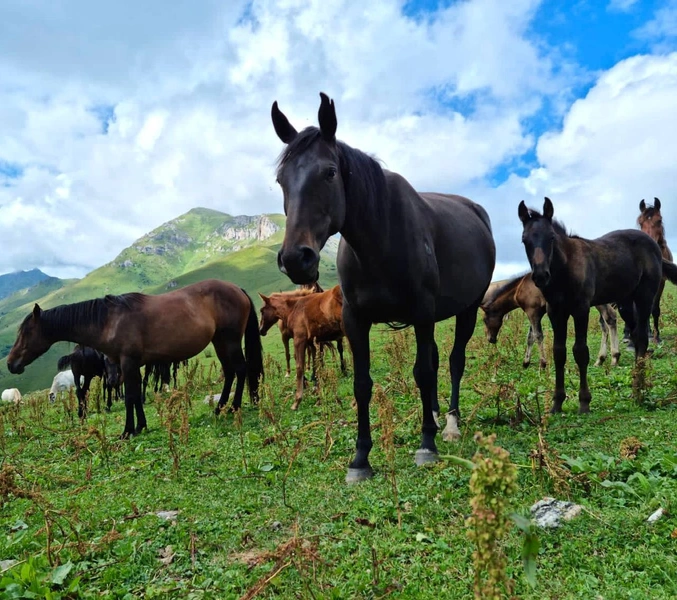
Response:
[[6, 279, 264, 438], [637, 198, 673, 344], [58, 345, 106, 418], [284, 284, 346, 409], [480, 273, 620, 369], [518, 197, 677, 414], [272, 93, 496, 481]]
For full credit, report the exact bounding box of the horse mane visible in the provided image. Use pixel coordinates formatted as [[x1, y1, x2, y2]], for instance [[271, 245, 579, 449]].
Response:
[[277, 126, 388, 229], [484, 272, 530, 306], [525, 207, 578, 239], [30, 293, 147, 337]]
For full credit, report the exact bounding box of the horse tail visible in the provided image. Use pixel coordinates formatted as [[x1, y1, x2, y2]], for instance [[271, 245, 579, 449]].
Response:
[[57, 354, 73, 371], [241, 288, 264, 402], [662, 259, 677, 286]]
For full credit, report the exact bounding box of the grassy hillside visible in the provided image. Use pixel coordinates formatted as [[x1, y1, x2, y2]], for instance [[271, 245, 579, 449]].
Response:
[[0, 208, 339, 394]]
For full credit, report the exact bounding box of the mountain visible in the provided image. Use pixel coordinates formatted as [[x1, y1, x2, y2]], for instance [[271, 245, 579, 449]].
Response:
[[0, 269, 53, 300], [0, 207, 340, 394]]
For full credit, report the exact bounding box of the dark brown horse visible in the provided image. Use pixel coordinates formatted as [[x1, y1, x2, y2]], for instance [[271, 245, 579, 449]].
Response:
[[637, 198, 673, 344], [272, 93, 496, 482], [518, 197, 677, 414], [480, 273, 620, 369], [6, 279, 264, 438]]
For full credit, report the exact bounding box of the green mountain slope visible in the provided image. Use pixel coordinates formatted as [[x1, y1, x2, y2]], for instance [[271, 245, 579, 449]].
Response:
[[0, 207, 339, 394], [0, 268, 52, 300]]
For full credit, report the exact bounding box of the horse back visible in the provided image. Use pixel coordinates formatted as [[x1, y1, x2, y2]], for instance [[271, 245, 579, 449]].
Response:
[[288, 286, 344, 341], [573, 229, 662, 305]]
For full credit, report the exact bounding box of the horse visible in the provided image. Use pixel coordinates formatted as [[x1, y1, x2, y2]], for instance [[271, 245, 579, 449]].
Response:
[[259, 287, 339, 378], [1, 388, 22, 404], [6, 279, 264, 438], [637, 198, 673, 344], [480, 273, 620, 369], [141, 359, 188, 398], [283, 284, 346, 409], [103, 356, 124, 409], [57, 345, 106, 418], [518, 197, 677, 414], [272, 93, 496, 482], [49, 369, 82, 402]]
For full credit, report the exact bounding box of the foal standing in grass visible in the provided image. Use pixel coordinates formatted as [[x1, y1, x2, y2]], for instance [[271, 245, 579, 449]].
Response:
[[518, 197, 677, 413]]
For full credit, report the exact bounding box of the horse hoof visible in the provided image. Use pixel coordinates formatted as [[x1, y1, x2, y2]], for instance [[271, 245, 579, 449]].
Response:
[[578, 404, 590, 415], [345, 467, 374, 483], [415, 449, 439, 466], [120, 431, 131, 440], [539, 361, 547, 370], [285, 373, 290, 378], [522, 361, 530, 369], [442, 429, 461, 442], [291, 401, 301, 411]]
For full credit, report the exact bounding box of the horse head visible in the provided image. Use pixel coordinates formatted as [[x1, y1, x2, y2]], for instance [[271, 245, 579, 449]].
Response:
[[518, 197, 556, 289], [7, 304, 52, 374], [271, 93, 345, 284]]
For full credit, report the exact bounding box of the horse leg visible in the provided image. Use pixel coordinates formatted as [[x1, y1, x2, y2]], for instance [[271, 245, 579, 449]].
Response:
[[283, 333, 291, 377], [523, 325, 535, 368], [412, 322, 439, 465], [632, 286, 656, 359], [213, 336, 245, 413], [595, 308, 608, 367], [548, 309, 569, 413], [292, 337, 307, 410], [120, 360, 145, 438], [606, 306, 620, 366], [343, 306, 374, 483], [442, 305, 477, 443], [652, 279, 665, 344], [337, 337, 347, 374], [572, 309, 591, 413]]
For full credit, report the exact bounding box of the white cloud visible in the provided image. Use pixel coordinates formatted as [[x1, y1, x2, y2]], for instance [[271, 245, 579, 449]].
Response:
[[1, 0, 570, 278], [608, 0, 639, 12], [478, 52, 677, 274]]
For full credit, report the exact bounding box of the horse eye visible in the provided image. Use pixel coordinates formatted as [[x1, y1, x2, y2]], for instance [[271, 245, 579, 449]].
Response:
[[326, 167, 337, 180]]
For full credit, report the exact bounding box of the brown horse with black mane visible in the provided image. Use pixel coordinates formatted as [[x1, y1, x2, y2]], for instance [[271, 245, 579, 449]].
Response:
[[638, 198, 673, 344], [481, 273, 620, 369], [6, 279, 263, 438], [519, 197, 677, 414]]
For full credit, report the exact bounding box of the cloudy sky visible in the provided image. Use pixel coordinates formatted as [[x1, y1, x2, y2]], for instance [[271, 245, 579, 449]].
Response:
[[0, 0, 675, 280]]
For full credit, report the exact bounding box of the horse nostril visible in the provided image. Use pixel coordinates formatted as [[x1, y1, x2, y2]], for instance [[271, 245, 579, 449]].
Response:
[[299, 246, 319, 271], [277, 249, 287, 274]]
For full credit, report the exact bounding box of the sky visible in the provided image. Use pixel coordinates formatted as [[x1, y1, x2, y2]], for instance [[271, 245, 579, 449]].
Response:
[[0, 0, 676, 281]]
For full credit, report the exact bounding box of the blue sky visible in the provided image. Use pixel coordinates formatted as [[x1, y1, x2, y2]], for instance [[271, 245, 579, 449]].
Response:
[[0, 0, 675, 278]]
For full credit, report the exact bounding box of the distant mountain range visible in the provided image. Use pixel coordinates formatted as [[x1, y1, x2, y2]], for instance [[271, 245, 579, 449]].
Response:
[[0, 207, 339, 393]]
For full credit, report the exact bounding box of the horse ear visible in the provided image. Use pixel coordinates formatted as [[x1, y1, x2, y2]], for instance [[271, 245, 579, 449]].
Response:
[[640, 199, 646, 212], [318, 92, 337, 142], [543, 197, 554, 220], [33, 303, 41, 320], [271, 101, 298, 144], [258, 292, 269, 304], [654, 197, 661, 210], [518, 201, 531, 224]]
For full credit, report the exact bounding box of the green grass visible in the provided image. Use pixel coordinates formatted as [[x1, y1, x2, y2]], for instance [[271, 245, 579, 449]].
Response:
[[1, 287, 676, 599]]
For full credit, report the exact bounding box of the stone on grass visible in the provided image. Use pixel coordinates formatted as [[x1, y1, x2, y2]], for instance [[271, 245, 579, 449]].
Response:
[[530, 497, 583, 528]]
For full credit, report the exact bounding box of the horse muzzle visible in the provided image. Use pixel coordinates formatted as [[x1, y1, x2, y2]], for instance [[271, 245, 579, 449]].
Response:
[[7, 360, 24, 375], [532, 270, 551, 289], [277, 246, 320, 285]]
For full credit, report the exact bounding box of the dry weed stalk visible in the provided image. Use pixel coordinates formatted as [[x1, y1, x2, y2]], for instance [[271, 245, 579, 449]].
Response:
[[375, 384, 402, 528], [528, 429, 571, 496], [383, 329, 414, 397]]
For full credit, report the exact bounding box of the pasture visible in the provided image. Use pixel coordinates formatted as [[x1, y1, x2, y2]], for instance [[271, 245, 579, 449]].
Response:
[[1, 287, 676, 599]]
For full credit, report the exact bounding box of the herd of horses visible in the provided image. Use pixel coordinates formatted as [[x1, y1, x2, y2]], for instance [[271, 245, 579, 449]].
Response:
[[3, 92, 675, 484]]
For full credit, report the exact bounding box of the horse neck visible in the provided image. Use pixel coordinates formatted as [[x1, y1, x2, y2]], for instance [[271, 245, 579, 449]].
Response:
[[489, 287, 520, 317], [41, 315, 105, 348]]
